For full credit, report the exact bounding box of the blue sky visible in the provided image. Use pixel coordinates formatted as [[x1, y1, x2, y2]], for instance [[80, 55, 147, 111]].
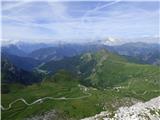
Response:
[[1, 0, 160, 44]]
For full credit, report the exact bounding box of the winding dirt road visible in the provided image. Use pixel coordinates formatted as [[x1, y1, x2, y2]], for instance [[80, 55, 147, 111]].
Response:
[[1, 92, 91, 111]]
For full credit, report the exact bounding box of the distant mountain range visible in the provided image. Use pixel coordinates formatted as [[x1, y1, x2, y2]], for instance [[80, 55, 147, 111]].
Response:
[[15, 42, 53, 53], [1, 42, 160, 85], [107, 42, 160, 65], [2, 42, 160, 67], [28, 44, 105, 62], [2, 44, 27, 57], [2, 52, 41, 71]]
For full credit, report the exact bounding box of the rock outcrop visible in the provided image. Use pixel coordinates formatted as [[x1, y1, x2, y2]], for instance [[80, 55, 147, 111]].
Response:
[[82, 96, 160, 120]]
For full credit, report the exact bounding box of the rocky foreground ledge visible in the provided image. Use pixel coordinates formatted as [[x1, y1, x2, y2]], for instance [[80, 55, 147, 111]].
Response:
[[82, 96, 160, 120]]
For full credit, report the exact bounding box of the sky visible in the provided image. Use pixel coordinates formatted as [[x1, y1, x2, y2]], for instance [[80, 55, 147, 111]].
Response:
[[1, 0, 160, 44]]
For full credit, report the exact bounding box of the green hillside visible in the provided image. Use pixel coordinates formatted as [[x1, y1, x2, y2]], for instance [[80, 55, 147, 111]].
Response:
[[2, 71, 100, 120], [39, 49, 160, 88], [1, 49, 160, 120], [85, 50, 160, 88]]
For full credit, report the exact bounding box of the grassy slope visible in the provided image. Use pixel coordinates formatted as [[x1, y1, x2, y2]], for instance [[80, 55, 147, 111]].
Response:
[[2, 50, 160, 120], [90, 60, 160, 87], [2, 81, 159, 120]]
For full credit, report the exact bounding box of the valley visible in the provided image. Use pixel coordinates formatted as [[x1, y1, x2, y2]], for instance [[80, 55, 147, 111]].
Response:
[[1, 43, 160, 120], [1, 1, 160, 119]]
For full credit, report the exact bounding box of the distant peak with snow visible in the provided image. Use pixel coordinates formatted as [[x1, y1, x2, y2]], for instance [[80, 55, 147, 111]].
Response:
[[97, 37, 120, 46]]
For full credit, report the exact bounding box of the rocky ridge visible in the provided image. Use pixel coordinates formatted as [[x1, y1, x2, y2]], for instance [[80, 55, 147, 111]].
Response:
[[82, 96, 160, 120]]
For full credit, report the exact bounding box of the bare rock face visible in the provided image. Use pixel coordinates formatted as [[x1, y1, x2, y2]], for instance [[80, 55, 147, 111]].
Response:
[[24, 110, 68, 120], [82, 96, 160, 120]]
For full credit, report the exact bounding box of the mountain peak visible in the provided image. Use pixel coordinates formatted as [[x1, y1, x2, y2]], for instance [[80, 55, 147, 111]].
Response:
[[97, 37, 118, 46]]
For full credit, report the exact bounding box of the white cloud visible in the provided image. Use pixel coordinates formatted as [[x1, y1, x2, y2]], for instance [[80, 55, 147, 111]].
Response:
[[1, 1, 159, 43]]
